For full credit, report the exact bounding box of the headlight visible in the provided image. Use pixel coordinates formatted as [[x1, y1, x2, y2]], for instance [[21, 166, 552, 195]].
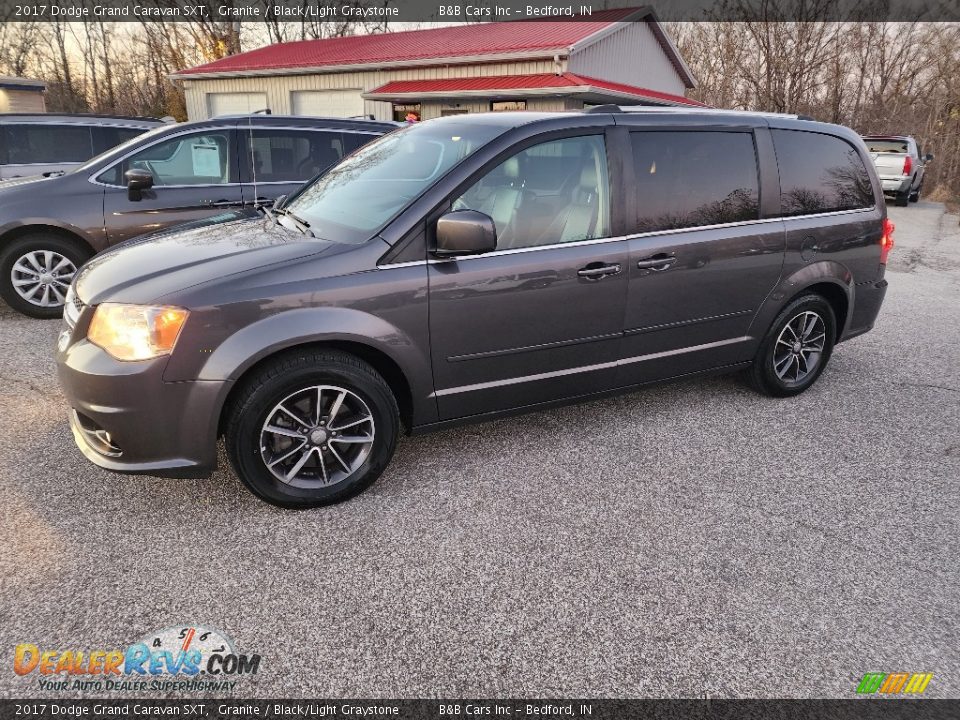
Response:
[[87, 304, 189, 361]]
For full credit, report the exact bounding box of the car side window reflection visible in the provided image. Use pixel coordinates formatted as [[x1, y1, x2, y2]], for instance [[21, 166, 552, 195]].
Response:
[[453, 135, 611, 250], [630, 130, 760, 234]]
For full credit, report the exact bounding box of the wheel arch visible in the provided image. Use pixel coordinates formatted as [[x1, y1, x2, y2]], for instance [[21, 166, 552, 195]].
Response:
[[217, 339, 416, 437], [0, 223, 96, 256], [752, 261, 853, 342]]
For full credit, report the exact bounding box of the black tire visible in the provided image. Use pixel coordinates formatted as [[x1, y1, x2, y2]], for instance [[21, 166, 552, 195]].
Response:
[[750, 294, 836, 398], [225, 350, 400, 508], [909, 183, 921, 203], [0, 233, 91, 319], [893, 191, 909, 207]]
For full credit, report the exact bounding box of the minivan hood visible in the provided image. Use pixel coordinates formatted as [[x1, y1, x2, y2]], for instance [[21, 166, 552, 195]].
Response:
[[75, 212, 344, 306]]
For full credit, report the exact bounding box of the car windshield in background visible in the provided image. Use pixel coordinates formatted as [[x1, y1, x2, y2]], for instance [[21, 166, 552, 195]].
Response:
[[73, 124, 169, 174], [864, 138, 909, 154], [285, 121, 504, 243]]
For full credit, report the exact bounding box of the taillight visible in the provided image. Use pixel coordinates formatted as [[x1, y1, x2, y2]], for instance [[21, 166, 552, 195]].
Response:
[[903, 155, 912, 176], [880, 218, 895, 264]]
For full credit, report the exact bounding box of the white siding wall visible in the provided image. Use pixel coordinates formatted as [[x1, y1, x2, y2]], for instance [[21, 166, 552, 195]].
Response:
[[183, 59, 561, 121], [0, 89, 46, 113], [568, 21, 687, 96]]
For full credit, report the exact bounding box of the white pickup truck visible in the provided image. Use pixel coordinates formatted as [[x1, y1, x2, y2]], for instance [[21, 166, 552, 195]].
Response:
[[862, 135, 934, 207]]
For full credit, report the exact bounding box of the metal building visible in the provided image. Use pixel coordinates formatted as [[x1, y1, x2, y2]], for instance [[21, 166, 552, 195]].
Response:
[[172, 8, 699, 122]]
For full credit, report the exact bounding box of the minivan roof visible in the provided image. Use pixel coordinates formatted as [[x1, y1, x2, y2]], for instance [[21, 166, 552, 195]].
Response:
[[0, 113, 166, 125]]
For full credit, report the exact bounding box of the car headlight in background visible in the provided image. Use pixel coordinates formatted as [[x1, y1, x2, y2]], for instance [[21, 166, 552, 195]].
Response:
[[87, 304, 189, 361]]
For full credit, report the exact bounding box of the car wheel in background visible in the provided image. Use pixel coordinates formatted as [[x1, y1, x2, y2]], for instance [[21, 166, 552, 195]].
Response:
[[894, 191, 910, 207], [225, 350, 400, 508], [909, 183, 922, 203], [0, 233, 91, 319], [750, 294, 837, 398]]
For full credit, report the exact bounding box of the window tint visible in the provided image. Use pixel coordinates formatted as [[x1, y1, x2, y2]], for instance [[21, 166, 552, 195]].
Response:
[[773, 130, 874, 216], [92, 126, 147, 155], [247, 129, 346, 183], [121, 131, 231, 186], [1, 124, 93, 165], [453, 135, 610, 250], [630, 131, 760, 233]]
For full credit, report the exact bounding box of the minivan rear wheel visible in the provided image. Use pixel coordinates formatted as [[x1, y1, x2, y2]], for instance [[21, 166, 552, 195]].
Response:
[[750, 294, 836, 397], [224, 350, 400, 508], [0, 233, 91, 318]]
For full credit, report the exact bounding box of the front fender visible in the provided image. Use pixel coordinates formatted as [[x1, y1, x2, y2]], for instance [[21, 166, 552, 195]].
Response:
[[194, 306, 437, 425], [748, 260, 854, 339]]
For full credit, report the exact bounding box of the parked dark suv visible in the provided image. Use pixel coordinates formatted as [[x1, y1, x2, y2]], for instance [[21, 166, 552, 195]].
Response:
[[0, 114, 395, 317], [56, 108, 892, 508]]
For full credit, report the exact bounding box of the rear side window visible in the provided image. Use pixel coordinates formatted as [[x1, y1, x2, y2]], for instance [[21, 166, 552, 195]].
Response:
[[246, 129, 346, 183], [629, 131, 760, 233], [1, 124, 93, 165], [92, 126, 148, 155], [772, 130, 874, 216]]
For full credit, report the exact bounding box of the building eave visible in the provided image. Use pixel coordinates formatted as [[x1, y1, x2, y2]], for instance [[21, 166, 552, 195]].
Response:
[[170, 49, 570, 81]]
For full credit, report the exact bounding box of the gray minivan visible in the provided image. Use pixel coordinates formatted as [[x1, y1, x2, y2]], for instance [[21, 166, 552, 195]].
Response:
[[0, 114, 395, 317], [57, 108, 892, 508], [0, 113, 162, 180]]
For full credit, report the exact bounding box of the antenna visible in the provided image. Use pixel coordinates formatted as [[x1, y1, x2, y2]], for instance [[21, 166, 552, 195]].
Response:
[[248, 114, 259, 209]]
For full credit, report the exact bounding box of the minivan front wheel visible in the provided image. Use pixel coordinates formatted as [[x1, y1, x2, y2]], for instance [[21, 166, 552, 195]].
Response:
[[225, 350, 399, 508], [0, 234, 91, 318], [750, 294, 836, 397]]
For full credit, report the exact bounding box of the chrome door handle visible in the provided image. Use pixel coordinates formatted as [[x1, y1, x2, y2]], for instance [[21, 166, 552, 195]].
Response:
[[577, 263, 621, 279], [636, 253, 676, 271]]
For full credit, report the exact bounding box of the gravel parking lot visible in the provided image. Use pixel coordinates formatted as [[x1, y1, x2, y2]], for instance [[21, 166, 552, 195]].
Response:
[[1, 201, 958, 699]]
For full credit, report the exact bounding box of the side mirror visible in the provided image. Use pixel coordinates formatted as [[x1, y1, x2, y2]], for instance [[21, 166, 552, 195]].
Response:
[[125, 168, 154, 202], [434, 210, 497, 257], [924, 153, 934, 162]]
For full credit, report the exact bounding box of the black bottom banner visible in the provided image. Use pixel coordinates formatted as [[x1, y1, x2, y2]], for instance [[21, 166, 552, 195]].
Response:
[[2, 700, 958, 720]]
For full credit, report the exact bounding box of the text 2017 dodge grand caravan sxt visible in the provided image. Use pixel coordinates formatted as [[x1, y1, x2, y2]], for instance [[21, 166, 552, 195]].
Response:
[[56, 108, 892, 508]]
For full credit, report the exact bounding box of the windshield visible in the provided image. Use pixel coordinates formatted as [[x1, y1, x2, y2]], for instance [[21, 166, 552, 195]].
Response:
[[285, 120, 505, 243], [73, 124, 170, 174]]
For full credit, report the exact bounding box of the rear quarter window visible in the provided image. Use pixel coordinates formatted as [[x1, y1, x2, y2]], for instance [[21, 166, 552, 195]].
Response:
[[772, 130, 874, 216]]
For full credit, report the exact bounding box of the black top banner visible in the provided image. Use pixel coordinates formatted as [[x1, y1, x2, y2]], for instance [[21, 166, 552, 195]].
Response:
[[1, 0, 958, 23], [2, 700, 960, 720]]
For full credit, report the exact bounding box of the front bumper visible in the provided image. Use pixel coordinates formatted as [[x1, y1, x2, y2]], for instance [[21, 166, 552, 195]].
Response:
[[57, 335, 226, 479]]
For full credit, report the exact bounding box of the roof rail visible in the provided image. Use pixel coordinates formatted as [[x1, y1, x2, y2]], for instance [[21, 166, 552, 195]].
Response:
[[584, 104, 811, 120]]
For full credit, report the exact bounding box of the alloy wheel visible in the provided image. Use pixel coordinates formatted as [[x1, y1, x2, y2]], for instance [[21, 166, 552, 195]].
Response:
[[11, 250, 77, 308], [772, 310, 826, 385], [260, 385, 375, 489]]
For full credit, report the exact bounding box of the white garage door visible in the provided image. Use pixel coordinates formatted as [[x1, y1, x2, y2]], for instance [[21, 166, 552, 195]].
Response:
[[291, 90, 364, 118], [206, 92, 268, 118]]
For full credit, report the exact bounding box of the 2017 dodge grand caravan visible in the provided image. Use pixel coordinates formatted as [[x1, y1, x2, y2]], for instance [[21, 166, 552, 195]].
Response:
[[56, 108, 892, 508]]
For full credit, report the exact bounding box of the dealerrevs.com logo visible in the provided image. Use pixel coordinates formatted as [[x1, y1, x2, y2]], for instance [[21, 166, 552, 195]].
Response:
[[14, 625, 261, 692]]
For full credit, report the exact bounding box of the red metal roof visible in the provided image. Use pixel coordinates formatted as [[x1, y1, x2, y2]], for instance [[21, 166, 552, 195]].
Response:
[[364, 73, 705, 106], [176, 10, 647, 77]]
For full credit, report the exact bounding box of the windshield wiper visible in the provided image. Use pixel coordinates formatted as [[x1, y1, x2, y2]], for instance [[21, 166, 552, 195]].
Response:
[[274, 207, 314, 237]]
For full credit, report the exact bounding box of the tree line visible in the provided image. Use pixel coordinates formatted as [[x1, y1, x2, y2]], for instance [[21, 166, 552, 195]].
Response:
[[1, 9, 957, 199]]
